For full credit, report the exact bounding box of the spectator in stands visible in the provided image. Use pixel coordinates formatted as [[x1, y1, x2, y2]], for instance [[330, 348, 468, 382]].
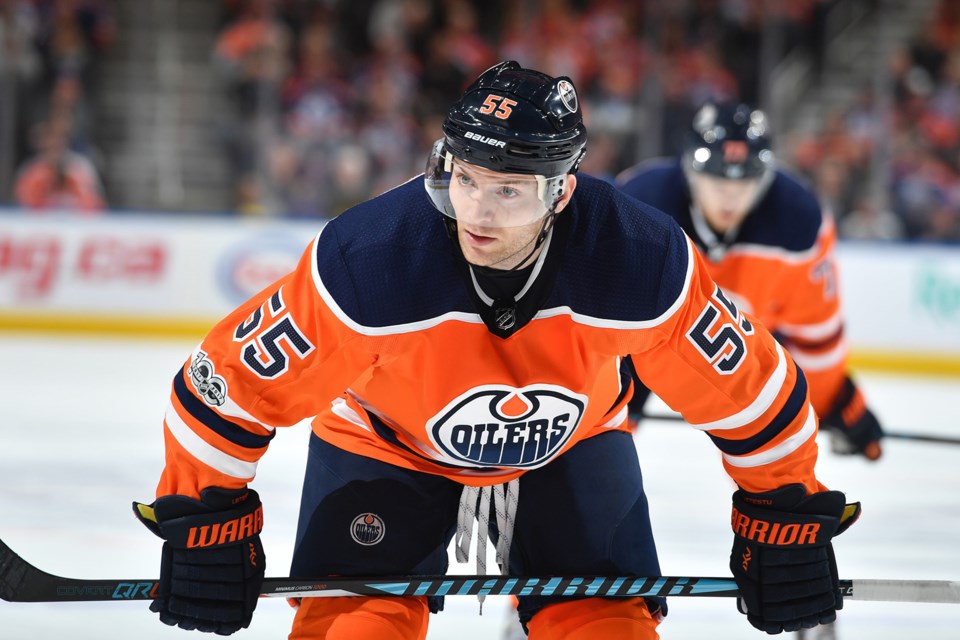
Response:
[[214, 0, 291, 119], [14, 111, 105, 211], [33, 0, 114, 121], [0, 0, 43, 191], [0, 1, 40, 77], [839, 195, 905, 240], [214, 0, 292, 196]]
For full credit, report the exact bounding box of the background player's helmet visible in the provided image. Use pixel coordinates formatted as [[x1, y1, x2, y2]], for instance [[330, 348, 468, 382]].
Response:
[[425, 61, 587, 226], [683, 101, 775, 181]]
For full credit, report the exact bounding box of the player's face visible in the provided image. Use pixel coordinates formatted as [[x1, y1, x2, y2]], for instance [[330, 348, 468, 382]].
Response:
[[449, 161, 575, 269], [688, 173, 762, 233], [448, 160, 552, 229]]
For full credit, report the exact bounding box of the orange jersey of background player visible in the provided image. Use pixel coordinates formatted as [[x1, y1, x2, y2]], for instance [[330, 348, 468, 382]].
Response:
[[157, 174, 823, 500], [618, 159, 847, 415]]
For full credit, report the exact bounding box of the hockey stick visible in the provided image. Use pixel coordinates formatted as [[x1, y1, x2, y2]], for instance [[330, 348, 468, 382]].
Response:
[[2, 536, 958, 604], [640, 412, 960, 446]]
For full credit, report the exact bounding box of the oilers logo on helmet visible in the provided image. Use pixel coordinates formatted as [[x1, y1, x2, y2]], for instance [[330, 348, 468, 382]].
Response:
[[557, 80, 578, 113], [427, 385, 586, 468], [188, 351, 228, 406]]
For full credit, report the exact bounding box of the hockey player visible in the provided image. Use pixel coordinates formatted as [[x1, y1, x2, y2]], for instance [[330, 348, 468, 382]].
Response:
[[617, 101, 885, 462], [133, 62, 860, 639]]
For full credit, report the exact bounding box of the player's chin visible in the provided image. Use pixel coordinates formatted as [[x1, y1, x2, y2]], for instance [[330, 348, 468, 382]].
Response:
[[460, 245, 498, 267]]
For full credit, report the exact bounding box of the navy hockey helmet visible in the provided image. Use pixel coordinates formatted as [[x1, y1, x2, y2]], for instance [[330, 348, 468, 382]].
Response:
[[425, 61, 588, 226], [683, 101, 775, 180], [442, 61, 587, 177]]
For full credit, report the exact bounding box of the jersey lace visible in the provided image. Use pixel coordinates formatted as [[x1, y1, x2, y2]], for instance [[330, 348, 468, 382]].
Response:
[[455, 479, 520, 612]]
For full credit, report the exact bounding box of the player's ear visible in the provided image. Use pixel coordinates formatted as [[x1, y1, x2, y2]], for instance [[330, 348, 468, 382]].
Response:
[[553, 174, 577, 214]]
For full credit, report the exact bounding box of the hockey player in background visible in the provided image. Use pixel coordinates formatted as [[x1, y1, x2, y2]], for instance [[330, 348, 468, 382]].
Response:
[[133, 62, 860, 639], [617, 101, 885, 465]]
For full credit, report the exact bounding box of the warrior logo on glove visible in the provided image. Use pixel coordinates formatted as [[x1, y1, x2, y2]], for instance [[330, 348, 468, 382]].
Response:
[[732, 505, 823, 546]]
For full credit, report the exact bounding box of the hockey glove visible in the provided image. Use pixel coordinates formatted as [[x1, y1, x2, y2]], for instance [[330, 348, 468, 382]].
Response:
[[730, 484, 861, 634], [820, 376, 884, 460], [133, 487, 265, 635]]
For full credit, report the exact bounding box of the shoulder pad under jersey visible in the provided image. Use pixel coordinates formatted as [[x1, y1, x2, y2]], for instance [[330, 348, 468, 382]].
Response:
[[312, 176, 476, 331], [548, 174, 692, 324]]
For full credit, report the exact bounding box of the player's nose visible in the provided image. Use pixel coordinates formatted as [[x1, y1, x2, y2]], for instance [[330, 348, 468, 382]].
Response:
[[458, 195, 496, 225]]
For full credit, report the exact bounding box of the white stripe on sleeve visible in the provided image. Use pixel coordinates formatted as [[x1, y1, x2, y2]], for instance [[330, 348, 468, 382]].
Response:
[[164, 404, 258, 479], [789, 340, 848, 372], [722, 406, 817, 468]]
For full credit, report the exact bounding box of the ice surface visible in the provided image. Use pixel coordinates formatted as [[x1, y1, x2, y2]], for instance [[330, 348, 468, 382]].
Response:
[[1, 334, 957, 639]]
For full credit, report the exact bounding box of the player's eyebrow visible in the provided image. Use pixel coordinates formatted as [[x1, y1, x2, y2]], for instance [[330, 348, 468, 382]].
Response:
[[452, 160, 533, 186]]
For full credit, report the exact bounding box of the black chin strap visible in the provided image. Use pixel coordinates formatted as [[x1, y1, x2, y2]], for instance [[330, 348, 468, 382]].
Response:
[[503, 209, 558, 272]]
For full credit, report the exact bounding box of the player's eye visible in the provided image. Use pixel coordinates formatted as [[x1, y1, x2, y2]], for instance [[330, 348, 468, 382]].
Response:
[[497, 185, 519, 198]]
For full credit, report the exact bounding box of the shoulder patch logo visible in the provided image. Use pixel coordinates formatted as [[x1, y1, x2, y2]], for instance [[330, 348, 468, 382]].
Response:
[[350, 513, 386, 546], [188, 351, 228, 406], [427, 385, 586, 469]]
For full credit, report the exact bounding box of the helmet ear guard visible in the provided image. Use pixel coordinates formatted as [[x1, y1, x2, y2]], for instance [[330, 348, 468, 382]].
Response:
[[535, 174, 568, 207], [424, 139, 456, 218]]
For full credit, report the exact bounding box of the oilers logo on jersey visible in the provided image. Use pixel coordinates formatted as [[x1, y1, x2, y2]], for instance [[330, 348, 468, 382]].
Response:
[[427, 385, 586, 469], [188, 351, 228, 407]]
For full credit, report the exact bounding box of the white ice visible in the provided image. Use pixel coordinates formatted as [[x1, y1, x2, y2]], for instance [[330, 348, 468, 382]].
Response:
[[1, 334, 958, 639]]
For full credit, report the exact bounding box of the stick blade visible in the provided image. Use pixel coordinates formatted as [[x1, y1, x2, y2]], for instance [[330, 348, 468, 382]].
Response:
[[0, 536, 44, 602]]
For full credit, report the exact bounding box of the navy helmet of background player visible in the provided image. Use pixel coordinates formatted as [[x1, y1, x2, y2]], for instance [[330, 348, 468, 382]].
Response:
[[617, 100, 885, 461]]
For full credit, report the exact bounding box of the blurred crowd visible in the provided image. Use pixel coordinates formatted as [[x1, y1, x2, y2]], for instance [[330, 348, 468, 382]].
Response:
[[2, 0, 960, 242], [786, 0, 960, 241], [213, 0, 832, 218], [0, 0, 112, 212]]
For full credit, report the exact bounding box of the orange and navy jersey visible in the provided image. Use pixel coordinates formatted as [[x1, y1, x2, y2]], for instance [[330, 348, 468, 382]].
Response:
[[617, 160, 848, 415], [157, 174, 824, 500]]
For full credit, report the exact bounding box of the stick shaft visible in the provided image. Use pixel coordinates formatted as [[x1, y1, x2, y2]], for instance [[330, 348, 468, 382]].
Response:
[[254, 577, 960, 603], [4, 532, 958, 605], [261, 575, 740, 599], [883, 432, 960, 445], [843, 579, 960, 603]]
